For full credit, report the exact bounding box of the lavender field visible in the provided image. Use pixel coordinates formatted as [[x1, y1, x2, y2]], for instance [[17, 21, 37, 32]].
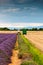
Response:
[[0, 33, 17, 65]]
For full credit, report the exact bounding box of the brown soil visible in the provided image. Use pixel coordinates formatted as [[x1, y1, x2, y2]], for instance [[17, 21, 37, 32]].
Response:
[[24, 31, 43, 52], [9, 38, 21, 65]]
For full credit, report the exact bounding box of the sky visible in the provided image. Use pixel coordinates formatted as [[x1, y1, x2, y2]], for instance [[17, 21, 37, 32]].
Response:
[[0, 0, 43, 28]]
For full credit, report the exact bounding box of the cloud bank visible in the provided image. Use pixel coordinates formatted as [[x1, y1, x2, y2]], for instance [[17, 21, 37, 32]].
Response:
[[0, 23, 43, 28]]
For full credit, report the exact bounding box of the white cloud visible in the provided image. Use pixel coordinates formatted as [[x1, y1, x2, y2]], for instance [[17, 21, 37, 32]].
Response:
[[24, 6, 38, 11], [0, 22, 43, 28], [2, 8, 20, 13]]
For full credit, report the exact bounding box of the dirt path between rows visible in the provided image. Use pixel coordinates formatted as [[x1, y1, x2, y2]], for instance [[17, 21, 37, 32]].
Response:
[[9, 38, 21, 65]]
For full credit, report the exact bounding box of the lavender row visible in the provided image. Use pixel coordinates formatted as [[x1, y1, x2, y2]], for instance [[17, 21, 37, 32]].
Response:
[[0, 33, 16, 44], [0, 33, 17, 65]]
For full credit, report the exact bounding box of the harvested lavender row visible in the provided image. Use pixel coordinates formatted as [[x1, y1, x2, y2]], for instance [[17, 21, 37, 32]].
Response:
[[0, 33, 17, 65]]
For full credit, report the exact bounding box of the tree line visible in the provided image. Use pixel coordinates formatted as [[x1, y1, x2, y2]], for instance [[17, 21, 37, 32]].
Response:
[[0, 27, 17, 31], [0, 27, 43, 31], [20, 28, 43, 31]]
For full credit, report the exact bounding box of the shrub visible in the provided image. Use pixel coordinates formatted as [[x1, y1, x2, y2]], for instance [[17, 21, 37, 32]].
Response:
[[21, 61, 37, 65], [18, 53, 23, 59]]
